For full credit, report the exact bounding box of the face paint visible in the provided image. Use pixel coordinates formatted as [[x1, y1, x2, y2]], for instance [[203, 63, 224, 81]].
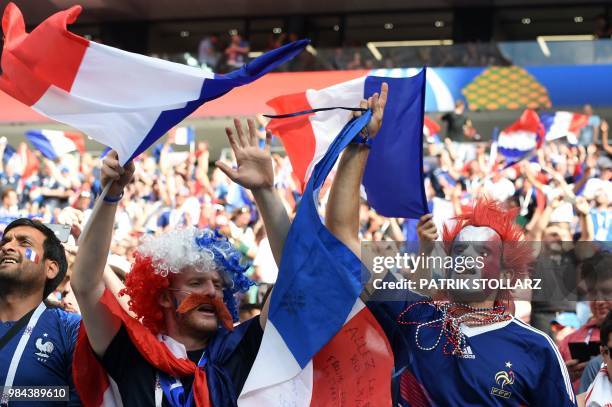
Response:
[[448, 226, 503, 300], [24, 248, 39, 263]]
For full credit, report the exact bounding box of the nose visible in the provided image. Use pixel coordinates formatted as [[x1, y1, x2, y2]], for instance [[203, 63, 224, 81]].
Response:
[[462, 244, 480, 261], [0, 241, 18, 255], [201, 280, 217, 297]]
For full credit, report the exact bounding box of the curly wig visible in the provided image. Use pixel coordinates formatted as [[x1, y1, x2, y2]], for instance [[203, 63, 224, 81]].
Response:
[[121, 228, 254, 334]]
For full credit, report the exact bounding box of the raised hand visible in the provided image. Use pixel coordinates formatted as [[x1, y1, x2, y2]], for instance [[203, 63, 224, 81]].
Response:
[[353, 82, 388, 139], [101, 150, 135, 197], [417, 213, 439, 242], [215, 118, 274, 190]]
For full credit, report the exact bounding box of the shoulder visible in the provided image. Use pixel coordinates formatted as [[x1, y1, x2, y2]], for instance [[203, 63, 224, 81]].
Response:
[[508, 318, 560, 350], [509, 319, 575, 398], [212, 316, 263, 354], [509, 319, 572, 376], [45, 307, 82, 333]]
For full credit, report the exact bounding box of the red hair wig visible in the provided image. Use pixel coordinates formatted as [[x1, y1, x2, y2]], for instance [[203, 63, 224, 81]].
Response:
[[120, 254, 169, 334], [442, 199, 534, 307]]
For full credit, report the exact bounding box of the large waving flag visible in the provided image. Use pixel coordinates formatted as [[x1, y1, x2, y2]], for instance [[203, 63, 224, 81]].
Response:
[[267, 70, 428, 219], [239, 112, 393, 406], [498, 109, 545, 159], [540, 111, 588, 143], [25, 129, 85, 160], [0, 3, 307, 165]]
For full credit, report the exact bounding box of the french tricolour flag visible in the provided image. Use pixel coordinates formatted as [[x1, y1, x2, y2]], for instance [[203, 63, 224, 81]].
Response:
[[267, 70, 428, 219], [171, 126, 195, 146], [239, 112, 393, 407], [424, 115, 441, 143], [498, 109, 545, 159], [0, 3, 307, 165], [25, 129, 85, 160], [540, 111, 588, 144]]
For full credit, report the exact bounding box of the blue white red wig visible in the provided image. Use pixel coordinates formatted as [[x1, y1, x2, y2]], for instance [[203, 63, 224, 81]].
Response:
[[121, 228, 253, 334]]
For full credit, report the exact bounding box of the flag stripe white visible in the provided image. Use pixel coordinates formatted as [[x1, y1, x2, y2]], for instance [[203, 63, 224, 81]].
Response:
[[545, 111, 573, 141], [39, 129, 78, 156], [304, 76, 366, 180], [239, 298, 366, 405]]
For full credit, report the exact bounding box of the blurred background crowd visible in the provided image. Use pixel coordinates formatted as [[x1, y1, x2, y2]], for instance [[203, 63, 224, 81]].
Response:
[[0, 106, 609, 327]]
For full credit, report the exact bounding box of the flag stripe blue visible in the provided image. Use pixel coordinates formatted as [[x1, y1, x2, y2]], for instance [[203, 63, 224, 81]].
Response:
[[269, 111, 372, 368], [25, 130, 59, 160], [362, 71, 429, 219]]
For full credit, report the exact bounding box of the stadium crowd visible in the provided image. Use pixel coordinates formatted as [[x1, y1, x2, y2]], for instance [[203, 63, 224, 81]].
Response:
[[0, 102, 610, 404]]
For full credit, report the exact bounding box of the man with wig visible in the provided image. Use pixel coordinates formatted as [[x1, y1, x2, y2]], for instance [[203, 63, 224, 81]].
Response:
[[317, 107, 577, 405], [71, 118, 290, 406]]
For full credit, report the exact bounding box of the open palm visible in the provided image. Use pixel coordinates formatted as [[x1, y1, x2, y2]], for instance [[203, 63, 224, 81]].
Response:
[[216, 118, 274, 190]]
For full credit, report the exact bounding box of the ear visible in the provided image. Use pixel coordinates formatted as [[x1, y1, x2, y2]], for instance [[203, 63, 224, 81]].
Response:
[[45, 259, 60, 281], [158, 290, 174, 309]]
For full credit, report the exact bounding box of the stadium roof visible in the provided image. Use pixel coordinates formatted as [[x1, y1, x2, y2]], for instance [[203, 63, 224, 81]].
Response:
[[3, 0, 595, 23]]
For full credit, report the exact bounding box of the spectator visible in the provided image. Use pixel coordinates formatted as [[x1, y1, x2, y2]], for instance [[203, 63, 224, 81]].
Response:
[[594, 14, 612, 39], [0, 219, 81, 405], [559, 251, 612, 391], [577, 310, 612, 406], [198, 34, 219, 70], [225, 33, 250, 69], [579, 105, 601, 146], [441, 100, 477, 161], [0, 188, 19, 217], [347, 51, 364, 69]]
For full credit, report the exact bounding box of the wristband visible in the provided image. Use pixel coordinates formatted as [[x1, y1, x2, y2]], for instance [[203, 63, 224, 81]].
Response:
[[103, 192, 123, 204], [353, 127, 373, 148]]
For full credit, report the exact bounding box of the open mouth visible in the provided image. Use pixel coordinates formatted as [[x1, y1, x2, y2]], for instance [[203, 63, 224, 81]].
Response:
[[0, 258, 19, 265], [196, 304, 216, 316]]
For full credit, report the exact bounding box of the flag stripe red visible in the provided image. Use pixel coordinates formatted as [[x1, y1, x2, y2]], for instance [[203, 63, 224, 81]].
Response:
[[0, 3, 89, 106]]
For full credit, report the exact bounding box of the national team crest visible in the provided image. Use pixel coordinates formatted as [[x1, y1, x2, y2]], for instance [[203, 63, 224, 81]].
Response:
[[34, 333, 54, 362], [491, 361, 515, 399]]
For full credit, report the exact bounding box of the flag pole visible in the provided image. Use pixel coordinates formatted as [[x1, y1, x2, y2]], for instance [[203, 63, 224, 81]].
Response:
[[77, 182, 112, 245]]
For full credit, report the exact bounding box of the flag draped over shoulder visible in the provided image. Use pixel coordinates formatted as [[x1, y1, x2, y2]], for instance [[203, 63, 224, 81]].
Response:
[[239, 111, 394, 406], [266, 70, 428, 219], [0, 2, 307, 165]]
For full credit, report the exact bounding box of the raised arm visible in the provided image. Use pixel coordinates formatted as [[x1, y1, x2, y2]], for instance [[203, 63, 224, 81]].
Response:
[[215, 118, 290, 266], [215, 118, 291, 328], [71, 151, 134, 357], [325, 83, 388, 257]]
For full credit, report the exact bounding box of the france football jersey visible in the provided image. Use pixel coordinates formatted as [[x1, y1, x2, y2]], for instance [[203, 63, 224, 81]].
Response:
[[368, 296, 576, 406], [0, 305, 81, 406]]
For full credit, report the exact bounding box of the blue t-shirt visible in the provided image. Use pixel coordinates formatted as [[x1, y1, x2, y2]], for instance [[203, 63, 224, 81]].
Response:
[[0, 306, 82, 406], [367, 291, 576, 406]]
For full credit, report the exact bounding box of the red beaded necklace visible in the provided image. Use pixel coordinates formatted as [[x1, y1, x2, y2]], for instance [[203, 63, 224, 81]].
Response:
[[397, 300, 512, 357]]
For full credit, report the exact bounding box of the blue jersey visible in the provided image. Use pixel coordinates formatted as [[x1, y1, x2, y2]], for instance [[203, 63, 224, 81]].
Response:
[[0, 305, 81, 406], [368, 294, 576, 406]]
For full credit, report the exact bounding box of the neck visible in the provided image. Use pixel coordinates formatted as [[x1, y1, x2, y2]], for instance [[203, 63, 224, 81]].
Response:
[[0, 289, 44, 322], [464, 300, 497, 310], [168, 331, 210, 351]]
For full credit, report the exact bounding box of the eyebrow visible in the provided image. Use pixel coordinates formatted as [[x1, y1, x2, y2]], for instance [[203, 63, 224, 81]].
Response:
[[1, 234, 33, 243]]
